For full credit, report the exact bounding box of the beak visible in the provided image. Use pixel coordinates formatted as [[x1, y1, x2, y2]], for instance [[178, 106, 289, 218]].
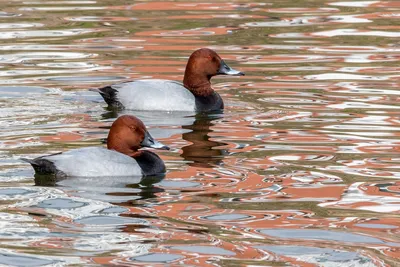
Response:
[[141, 131, 170, 150], [218, 60, 245, 76]]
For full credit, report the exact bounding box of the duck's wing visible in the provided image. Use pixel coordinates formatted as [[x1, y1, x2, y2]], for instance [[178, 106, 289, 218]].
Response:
[[94, 79, 196, 111], [23, 147, 143, 177]]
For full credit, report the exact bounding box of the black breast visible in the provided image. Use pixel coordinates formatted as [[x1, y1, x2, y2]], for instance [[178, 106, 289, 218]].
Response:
[[135, 151, 166, 176], [195, 92, 224, 112]]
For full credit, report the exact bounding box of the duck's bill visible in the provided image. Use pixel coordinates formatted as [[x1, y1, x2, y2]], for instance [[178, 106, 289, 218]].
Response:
[[141, 131, 170, 150], [218, 60, 245, 76]]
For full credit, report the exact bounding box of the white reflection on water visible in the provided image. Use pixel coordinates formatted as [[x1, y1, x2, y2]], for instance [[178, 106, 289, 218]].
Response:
[[329, 1, 379, 7], [0, 23, 43, 29], [305, 73, 387, 80], [256, 245, 376, 267], [272, 29, 400, 38], [20, 7, 105, 11], [335, 82, 400, 95], [0, 29, 102, 39], [244, 15, 371, 27], [23, 1, 97, 4], [320, 182, 400, 212]]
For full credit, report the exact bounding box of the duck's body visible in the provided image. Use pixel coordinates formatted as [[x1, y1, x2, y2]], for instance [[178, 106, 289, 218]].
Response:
[[23, 147, 165, 178], [22, 115, 169, 178], [92, 48, 243, 112], [97, 79, 224, 112], [97, 80, 196, 111]]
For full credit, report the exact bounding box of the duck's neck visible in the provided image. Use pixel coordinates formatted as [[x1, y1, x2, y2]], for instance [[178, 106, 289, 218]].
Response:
[[107, 140, 139, 157], [183, 71, 214, 97]]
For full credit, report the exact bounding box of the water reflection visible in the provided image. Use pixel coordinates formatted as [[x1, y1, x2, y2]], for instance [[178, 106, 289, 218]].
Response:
[[2, 0, 400, 265], [272, 28, 400, 38], [35, 174, 164, 203], [0, 29, 102, 39], [255, 245, 373, 267], [0, 12, 20, 17], [181, 113, 228, 167], [0, 252, 58, 267]]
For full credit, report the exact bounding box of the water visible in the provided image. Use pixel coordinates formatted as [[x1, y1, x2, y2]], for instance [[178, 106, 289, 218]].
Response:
[[1, 0, 399, 266]]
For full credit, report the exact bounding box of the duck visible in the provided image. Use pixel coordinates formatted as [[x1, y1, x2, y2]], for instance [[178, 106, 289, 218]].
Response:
[[22, 115, 169, 178], [91, 48, 244, 112]]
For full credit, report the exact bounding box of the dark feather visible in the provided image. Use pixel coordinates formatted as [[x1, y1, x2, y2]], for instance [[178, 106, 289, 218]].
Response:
[[21, 154, 66, 179], [90, 86, 124, 109], [135, 151, 166, 176]]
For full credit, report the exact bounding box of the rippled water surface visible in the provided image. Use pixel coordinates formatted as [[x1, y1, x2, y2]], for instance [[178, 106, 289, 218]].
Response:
[[1, 0, 400, 266]]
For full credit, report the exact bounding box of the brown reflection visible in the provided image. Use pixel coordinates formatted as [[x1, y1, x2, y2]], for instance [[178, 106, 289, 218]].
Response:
[[34, 173, 61, 187], [181, 114, 228, 168]]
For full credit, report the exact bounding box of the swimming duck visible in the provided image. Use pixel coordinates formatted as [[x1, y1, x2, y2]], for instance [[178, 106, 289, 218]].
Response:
[[91, 48, 244, 112], [22, 115, 169, 178]]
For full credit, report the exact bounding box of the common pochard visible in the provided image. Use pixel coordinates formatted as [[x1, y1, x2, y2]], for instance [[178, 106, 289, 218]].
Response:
[[91, 48, 244, 112], [22, 115, 169, 178]]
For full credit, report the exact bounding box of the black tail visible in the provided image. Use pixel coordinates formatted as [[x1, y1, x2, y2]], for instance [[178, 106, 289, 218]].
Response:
[[90, 86, 124, 109], [21, 157, 64, 177]]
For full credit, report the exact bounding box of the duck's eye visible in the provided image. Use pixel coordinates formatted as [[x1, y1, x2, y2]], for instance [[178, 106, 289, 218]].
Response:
[[129, 126, 137, 131]]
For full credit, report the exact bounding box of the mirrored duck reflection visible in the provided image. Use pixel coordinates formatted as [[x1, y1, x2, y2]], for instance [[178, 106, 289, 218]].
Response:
[[100, 109, 198, 140], [34, 174, 165, 204], [101, 109, 197, 128], [181, 112, 228, 168]]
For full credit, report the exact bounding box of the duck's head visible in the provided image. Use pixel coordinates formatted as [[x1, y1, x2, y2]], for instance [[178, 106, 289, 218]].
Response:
[[183, 48, 244, 96], [107, 115, 169, 156]]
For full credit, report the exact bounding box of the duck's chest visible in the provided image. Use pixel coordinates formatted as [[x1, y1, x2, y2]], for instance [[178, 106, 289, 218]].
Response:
[[195, 92, 224, 112]]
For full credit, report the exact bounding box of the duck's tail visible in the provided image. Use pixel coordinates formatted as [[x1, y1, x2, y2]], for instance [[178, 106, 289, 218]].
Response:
[[90, 86, 124, 109], [20, 158, 36, 165], [21, 157, 59, 176]]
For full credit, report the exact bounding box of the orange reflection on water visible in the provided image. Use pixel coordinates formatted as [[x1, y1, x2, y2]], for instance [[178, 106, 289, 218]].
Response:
[[2, 0, 400, 266]]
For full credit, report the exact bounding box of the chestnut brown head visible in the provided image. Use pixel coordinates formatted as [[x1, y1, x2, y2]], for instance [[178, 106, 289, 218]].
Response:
[[107, 115, 169, 156], [183, 48, 244, 95]]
